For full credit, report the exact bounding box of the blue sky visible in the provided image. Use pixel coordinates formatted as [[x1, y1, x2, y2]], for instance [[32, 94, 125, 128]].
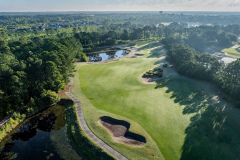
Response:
[[0, 0, 240, 12]]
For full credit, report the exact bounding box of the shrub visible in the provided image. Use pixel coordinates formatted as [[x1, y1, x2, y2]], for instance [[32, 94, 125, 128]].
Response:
[[144, 70, 154, 77], [13, 112, 22, 121], [39, 90, 60, 106], [236, 47, 240, 52], [0, 113, 26, 137], [26, 106, 35, 114], [105, 39, 117, 45], [144, 68, 163, 77], [154, 68, 163, 72], [8, 118, 15, 126], [29, 97, 36, 107]]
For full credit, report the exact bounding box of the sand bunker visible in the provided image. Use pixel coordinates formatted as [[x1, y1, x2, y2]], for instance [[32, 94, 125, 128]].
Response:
[[98, 116, 146, 146], [142, 75, 161, 84]]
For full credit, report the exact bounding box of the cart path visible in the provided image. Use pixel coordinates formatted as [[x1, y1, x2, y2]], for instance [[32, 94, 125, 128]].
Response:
[[65, 78, 128, 160]]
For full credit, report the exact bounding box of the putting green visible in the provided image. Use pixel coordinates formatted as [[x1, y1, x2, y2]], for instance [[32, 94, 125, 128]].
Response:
[[222, 48, 240, 58], [73, 42, 240, 160]]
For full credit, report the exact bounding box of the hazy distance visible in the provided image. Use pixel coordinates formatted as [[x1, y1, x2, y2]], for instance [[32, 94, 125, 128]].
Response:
[[0, 0, 240, 12]]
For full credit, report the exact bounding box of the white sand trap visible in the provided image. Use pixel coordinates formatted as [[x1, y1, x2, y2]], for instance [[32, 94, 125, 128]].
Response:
[[98, 116, 146, 147]]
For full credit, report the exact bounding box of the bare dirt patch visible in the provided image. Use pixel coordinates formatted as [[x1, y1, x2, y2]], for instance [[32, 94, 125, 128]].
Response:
[[142, 75, 161, 84], [98, 116, 146, 147]]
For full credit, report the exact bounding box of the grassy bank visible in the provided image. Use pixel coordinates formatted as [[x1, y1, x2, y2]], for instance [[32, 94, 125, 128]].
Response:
[[60, 93, 115, 160], [76, 41, 240, 160], [0, 118, 24, 142]]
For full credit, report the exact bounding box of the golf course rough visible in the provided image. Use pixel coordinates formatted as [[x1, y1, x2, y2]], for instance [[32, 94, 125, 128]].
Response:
[[74, 41, 240, 160]]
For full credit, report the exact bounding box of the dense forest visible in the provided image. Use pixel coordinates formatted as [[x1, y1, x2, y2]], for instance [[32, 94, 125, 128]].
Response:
[[1, 11, 240, 27], [0, 16, 163, 117], [1, 12, 240, 118], [0, 35, 88, 117]]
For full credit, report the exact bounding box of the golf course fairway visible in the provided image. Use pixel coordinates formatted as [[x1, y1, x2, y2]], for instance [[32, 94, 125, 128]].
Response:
[[72, 41, 240, 160]]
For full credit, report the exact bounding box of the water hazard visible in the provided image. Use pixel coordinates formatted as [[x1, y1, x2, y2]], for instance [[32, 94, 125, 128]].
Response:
[[87, 50, 128, 62], [0, 105, 82, 160]]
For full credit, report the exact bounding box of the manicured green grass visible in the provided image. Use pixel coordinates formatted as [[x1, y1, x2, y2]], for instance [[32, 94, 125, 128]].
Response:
[[74, 42, 240, 160], [61, 93, 115, 160], [222, 48, 240, 58], [72, 65, 163, 159]]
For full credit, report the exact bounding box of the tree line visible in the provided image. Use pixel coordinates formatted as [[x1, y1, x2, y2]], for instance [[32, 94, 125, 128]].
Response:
[[1, 18, 240, 117], [0, 35, 87, 118], [162, 36, 240, 107], [0, 22, 161, 118]]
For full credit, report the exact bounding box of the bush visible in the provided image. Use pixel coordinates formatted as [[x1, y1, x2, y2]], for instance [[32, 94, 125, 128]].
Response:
[[39, 90, 60, 106], [8, 118, 15, 126], [29, 97, 36, 107], [143, 68, 163, 77], [0, 112, 26, 137], [236, 47, 240, 52], [26, 106, 35, 114], [13, 112, 22, 121], [144, 70, 153, 77], [76, 52, 88, 62], [163, 63, 168, 67], [154, 68, 163, 72], [104, 39, 117, 45]]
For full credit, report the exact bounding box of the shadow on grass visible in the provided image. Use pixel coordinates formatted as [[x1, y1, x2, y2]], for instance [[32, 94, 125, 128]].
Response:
[[147, 46, 166, 58], [155, 79, 240, 160], [63, 99, 115, 160], [138, 41, 161, 50], [206, 43, 233, 54], [139, 41, 240, 159], [135, 53, 144, 56]]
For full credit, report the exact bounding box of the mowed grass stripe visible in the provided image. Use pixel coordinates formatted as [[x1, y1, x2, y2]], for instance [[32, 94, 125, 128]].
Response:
[[222, 48, 240, 58], [78, 42, 190, 160], [77, 42, 240, 160]]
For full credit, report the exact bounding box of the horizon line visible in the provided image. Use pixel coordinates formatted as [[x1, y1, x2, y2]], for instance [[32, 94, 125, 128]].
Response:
[[1, 10, 240, 13]]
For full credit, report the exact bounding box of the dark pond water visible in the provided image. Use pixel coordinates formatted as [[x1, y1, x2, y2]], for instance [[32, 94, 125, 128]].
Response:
[[87, 50, 128, 62], [0, 105, 82, 160]]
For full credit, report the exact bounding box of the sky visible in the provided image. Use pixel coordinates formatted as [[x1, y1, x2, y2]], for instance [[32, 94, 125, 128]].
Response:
[[0, 0, 240, 12]]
